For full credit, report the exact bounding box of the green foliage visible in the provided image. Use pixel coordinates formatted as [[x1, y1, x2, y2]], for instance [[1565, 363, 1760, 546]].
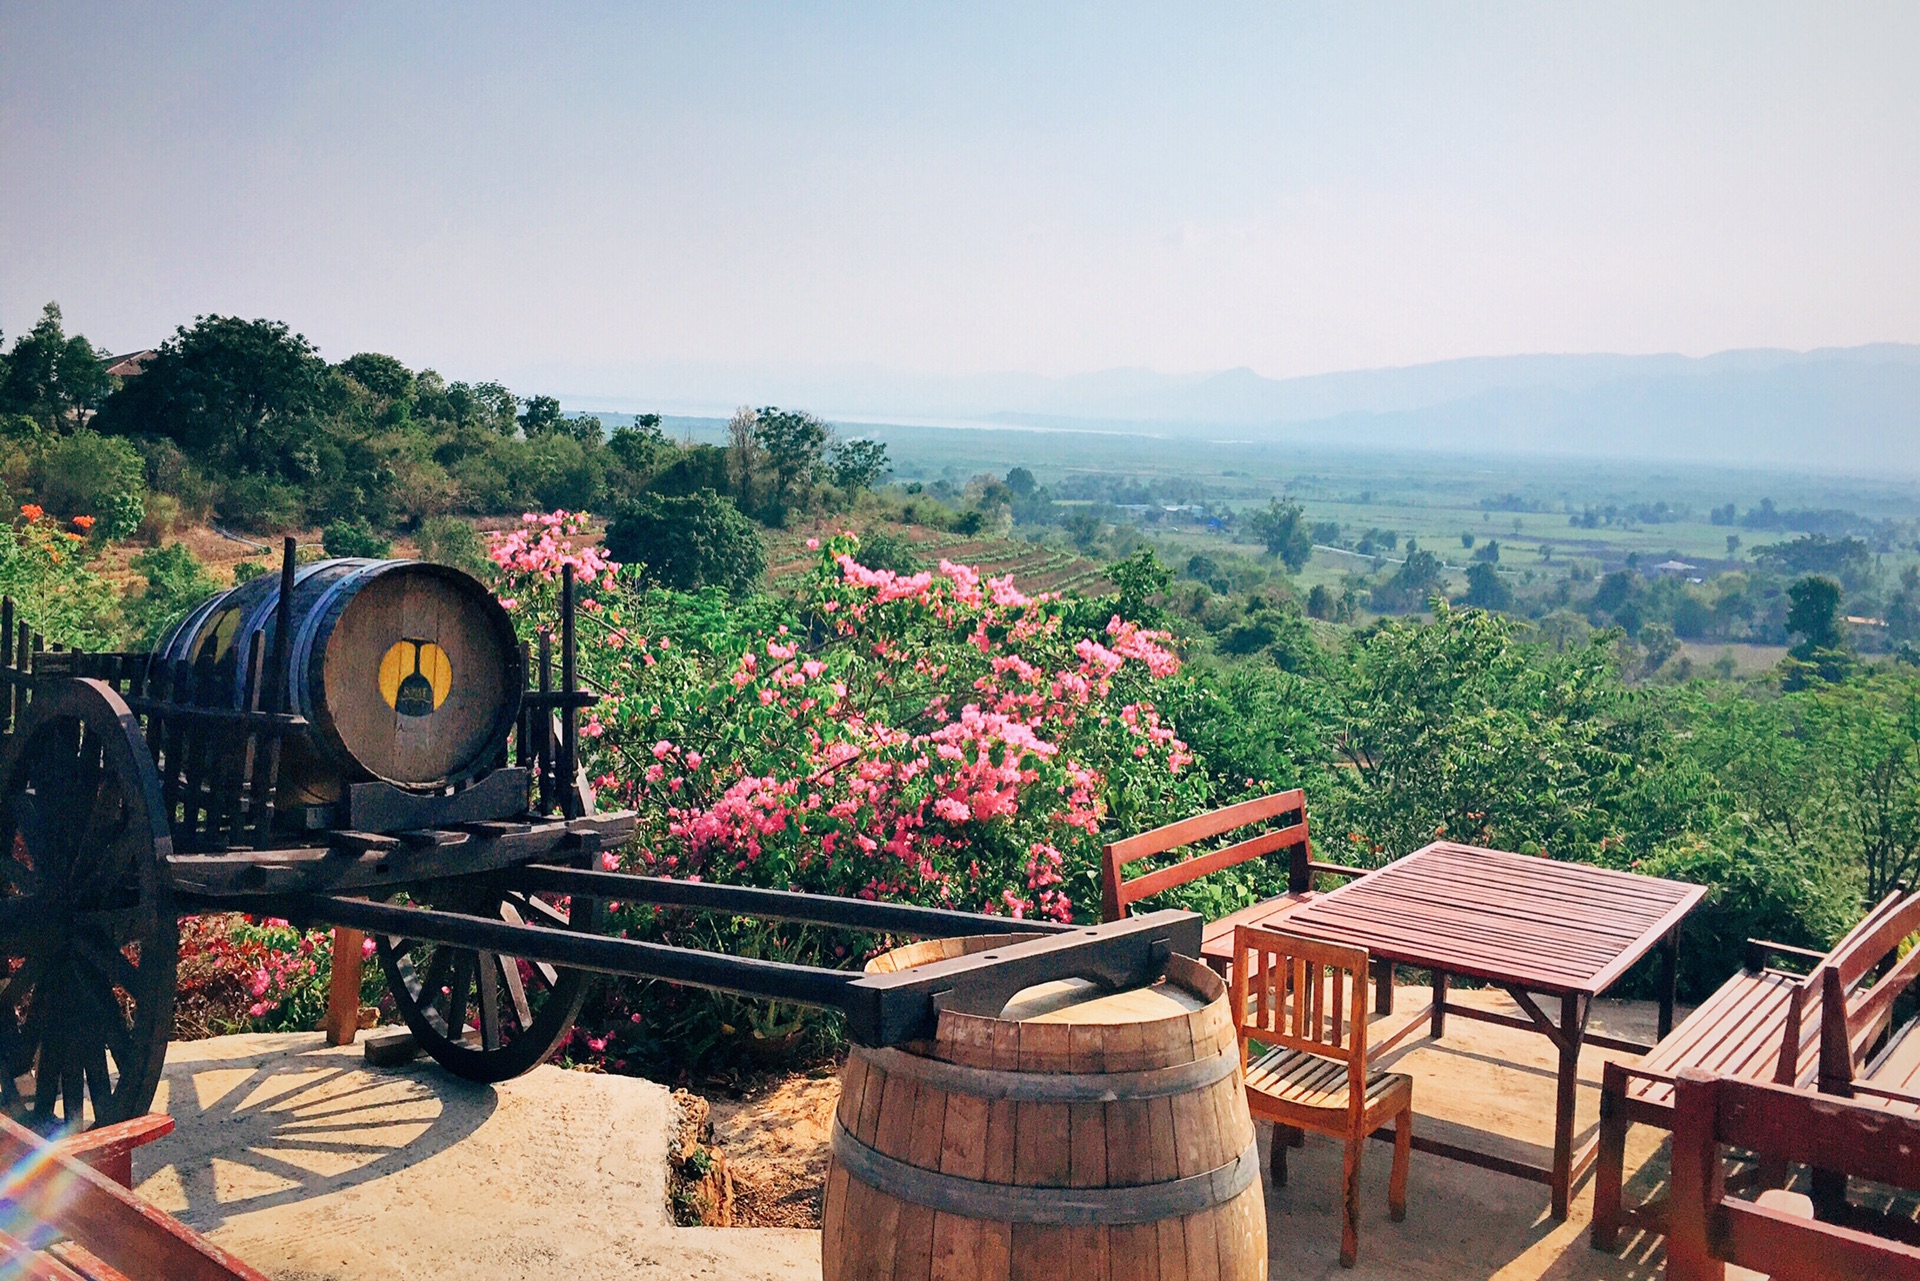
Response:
[[1461, 561, 1512, 611], [415, 515, 488, 576], [1371, 548, 1445, 613], [1332, 603, 1654, 863], [753, 407, 830, 512], [0, 508, 120, 647], [321, 517, 393, 559], [827, 437, 890, 492], [126, 542, 219, 645], [26, 429, 147, 540], [1107, 548, 1172, 626], [0, 303, 113, 430], [854, 526, 922, 575], [1784, 575, 1851, 688], [1245, 498, 1313, 570], [605, 489, 765, 595]]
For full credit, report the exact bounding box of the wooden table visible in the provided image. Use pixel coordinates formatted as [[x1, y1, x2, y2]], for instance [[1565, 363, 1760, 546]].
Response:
[[1200, 840, 1705, 1219]]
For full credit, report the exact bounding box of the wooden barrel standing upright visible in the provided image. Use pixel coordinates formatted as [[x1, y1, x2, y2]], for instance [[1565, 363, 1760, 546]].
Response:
[[824, 938, 1266, 1281], [154, 559, 521, 801]]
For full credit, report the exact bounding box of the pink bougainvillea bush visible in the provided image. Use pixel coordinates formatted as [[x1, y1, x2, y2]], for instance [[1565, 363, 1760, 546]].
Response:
[[485, 521, 1241, 1072]]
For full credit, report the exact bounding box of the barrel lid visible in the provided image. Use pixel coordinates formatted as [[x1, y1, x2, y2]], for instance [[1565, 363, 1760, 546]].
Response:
[[1000, 977, 1207, 1024]]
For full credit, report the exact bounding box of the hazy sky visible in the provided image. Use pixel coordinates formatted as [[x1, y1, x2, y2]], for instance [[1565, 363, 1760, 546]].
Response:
[[4, 3, 1917, 397]]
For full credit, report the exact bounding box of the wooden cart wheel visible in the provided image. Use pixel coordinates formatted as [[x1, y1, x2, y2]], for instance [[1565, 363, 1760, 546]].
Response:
[[0, 678, 176, 1131], [374, 877, 600, 1083]]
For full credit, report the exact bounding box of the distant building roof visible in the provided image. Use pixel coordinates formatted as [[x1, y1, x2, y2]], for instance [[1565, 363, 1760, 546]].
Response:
[[1650, 559, 1695, 573], [103, 350, 155, 378]]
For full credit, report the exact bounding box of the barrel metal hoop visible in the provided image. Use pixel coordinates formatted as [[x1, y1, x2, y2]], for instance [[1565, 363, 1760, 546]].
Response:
[[852, 1044, 1241, 1103], [830, 1120, 1259, 1225]]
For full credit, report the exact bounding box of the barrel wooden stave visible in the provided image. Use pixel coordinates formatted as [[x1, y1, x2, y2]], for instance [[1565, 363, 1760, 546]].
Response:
[[825, 945, 1266, 1281]]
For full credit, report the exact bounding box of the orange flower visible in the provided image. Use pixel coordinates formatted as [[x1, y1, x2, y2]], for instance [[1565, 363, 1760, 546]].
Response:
[[71, 515, 95, 530], [18, 504, 43, 522]]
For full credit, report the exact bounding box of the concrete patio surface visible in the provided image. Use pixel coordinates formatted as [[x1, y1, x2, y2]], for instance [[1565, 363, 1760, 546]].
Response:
[[133, 986, 1683, 1280]]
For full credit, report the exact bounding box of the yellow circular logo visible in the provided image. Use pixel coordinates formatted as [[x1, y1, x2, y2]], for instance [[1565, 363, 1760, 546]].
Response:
[[379, 640, 451, 717]]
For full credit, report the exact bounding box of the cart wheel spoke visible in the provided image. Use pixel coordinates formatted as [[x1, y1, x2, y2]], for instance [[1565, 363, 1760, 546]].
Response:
[[498, 953, 534, 1029], [475, 954, 502, 1050], [444, 952, 475, 1036]]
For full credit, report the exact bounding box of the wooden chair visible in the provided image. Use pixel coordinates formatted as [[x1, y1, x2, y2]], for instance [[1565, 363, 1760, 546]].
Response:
[[1667, 1069, 1920, 1281], [0, 1113, 270, 1280], [1102, 789, 1368, 972], [1592, 890, 1909, 1249], [1230, 924, 1412, 1269]]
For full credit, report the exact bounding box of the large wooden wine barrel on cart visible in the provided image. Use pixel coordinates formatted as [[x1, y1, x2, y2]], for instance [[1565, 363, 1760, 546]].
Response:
[[825, 937, 1267, 1281], [155, 558, 521, 801]]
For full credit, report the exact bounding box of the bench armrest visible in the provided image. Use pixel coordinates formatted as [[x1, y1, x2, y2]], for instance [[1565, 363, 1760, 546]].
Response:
[[1745, 938, 1827, 971], [1307, 861, 1370, 880]]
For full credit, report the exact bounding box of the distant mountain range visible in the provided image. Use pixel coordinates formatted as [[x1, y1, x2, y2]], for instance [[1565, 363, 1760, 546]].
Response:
[[566, 344, 1920, 475]]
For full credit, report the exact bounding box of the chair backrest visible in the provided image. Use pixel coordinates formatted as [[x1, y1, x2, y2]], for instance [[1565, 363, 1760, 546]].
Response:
[[1668, 1070, 1920, 1281], [1820, 890, 1920, 1092], [1230, 924, 1370, 1119], [1101, 789, 1311, 921]]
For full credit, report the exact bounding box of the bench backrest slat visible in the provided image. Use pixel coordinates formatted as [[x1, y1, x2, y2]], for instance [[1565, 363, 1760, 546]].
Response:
[[1101, 788, 1309, 921]]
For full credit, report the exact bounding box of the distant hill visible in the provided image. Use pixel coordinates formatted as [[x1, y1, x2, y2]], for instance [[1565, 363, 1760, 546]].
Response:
[[566, 344, 1920, 475]]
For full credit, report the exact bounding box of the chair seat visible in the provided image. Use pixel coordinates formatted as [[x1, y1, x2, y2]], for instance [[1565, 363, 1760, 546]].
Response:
[[1245, 1044, 1410, 1112], [1624, 968, 1816, 1110]]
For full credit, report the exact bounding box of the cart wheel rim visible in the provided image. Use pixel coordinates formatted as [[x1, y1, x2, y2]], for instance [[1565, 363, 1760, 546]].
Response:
[[0, 678, 176, 1131], [374, 879, 598, 1084]]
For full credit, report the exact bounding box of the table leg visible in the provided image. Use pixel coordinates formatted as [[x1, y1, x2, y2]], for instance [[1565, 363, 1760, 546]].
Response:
[[1658, 926, 1680, 1041], [1430, 970, 1448, 1039], [1551, 992, 1591, 1220], [1374, 959, 1395, 1016]]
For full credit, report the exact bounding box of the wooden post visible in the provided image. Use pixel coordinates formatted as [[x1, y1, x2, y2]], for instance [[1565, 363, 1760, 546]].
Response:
[[325, 928, 366, 1046], [1550, 992, 1588, 1220], [1373, 959, 1394, 1016], [1666, 1072, 1727, 1281], [1429, 970, 1449, 1039]]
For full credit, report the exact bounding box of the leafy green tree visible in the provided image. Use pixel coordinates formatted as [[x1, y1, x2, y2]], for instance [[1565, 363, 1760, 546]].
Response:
[[1783, 575, 1850, 688], [853, 527, 922, 575], [1107, 548, 1172, 627], [1461, 561, 1512, 611], [606, 489, 765, 595], [827, 437, 890, 492], [754, 408, 830, 512], [1005, 467, 1036, 497], [517, 395, 564, 437], [1755, 535, 1873, 587], [1371, 549, 1444, 613], [1245, 498, 1312, 570], [0, 303, 113, 430], [336, 352, 415, 402], [96, 316, 328, 468], [1332, 603, 1657, 864], [415, 515, 488, 576]]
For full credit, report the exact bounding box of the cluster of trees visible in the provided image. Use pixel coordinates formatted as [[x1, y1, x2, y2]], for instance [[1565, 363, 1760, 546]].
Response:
[[0, 304, 899, 598]]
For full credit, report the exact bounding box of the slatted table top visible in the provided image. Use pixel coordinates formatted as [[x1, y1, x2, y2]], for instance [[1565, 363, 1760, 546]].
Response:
[[1206, 841, 1706, 996]]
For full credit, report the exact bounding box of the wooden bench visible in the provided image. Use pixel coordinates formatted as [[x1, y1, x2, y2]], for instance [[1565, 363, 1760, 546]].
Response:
[[1667, 1070, 1920, 1280], [1100, 789, 1368, 975], [0, 1114, 269, 1280], [1819, 889, 1920, 1109], [1591, 891, 1911, 1249]]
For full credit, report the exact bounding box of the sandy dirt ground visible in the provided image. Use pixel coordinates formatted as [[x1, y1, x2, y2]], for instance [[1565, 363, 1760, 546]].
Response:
[[138, 987, 1690, 1280]]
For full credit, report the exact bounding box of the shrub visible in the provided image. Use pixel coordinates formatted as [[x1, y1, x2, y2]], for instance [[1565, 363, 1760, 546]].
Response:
[[27, 429, 147, 541], [126, 542, 218, 645], [605, 489, 764, 595], [0, 504, 121, 647], [322, 517, 392, 559], [415, 514, 487, 576]]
